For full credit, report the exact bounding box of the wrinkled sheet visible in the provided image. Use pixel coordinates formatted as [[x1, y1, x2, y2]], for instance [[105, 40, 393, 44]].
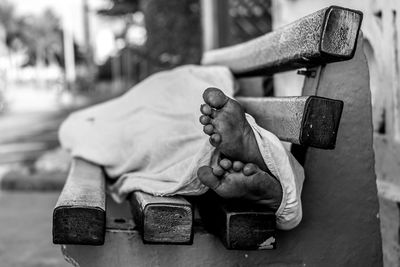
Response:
[[59, 65, 304, 229]]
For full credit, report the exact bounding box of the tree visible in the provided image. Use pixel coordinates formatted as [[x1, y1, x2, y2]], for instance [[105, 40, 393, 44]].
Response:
[[141, 0, 202, 75], [0, 1, 84, 68], [14, 9, 63, 66]]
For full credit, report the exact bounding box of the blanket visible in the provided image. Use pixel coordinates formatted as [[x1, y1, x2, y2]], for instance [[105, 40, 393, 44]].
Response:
[[59, 65, 304, 230]]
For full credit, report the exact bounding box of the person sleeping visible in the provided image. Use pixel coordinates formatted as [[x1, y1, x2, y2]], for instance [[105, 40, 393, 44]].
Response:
[[59, 65, 304, 230]]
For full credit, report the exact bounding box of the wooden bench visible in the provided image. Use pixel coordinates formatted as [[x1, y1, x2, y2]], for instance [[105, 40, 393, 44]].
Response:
[[53, 6, 383, 266]]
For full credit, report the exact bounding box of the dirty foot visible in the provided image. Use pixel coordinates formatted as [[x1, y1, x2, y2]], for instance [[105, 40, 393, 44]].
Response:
[[199, 87, 268, 172], [197, 158, 283, 211]]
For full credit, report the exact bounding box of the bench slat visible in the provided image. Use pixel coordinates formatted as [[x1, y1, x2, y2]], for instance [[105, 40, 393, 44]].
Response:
[[53, 158, 106, 245], [197, 192, 276, 250], [238, 96, 343, 149], [129, 191, 193, 244], [202, 6, 362, 77]]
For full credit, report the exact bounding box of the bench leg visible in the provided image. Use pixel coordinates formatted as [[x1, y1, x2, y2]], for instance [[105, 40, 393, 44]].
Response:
[[197, 191, 276, 250]]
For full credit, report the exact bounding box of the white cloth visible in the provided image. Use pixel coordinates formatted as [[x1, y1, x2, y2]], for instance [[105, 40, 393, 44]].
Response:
[[59, 65, 304, 230]]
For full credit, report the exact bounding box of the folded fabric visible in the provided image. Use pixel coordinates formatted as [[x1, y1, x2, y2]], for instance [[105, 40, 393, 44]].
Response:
[[59, 65, 304, 230]]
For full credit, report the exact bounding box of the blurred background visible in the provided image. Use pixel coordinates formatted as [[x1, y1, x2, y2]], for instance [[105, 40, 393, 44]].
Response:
[[0, 0, 398, 266]]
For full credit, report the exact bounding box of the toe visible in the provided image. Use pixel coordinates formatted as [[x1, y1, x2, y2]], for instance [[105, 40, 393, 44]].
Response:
[[203, 87, 229, 109], [197, 166, 221, 190], [200, 104, 213, 116], [212, 165, 225, 176], [243, 163, 258, 176], [199, 115, 211, 125], [219, 158, 232, 170], [232, 161, 244, 172], [209, 133, 221, 145], [203, 124, 214, 135]]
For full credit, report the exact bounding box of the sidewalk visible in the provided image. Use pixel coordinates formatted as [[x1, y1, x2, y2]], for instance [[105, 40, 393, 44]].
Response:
[[0, 192, 71, 267], [0, 86, 76, 266]]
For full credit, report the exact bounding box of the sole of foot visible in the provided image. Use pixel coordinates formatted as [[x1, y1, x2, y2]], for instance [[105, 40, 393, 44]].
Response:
[[197, 158, 283, 211]]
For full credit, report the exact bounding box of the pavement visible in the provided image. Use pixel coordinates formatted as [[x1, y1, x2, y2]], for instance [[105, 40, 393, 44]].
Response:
[[0, 85, 78, 266], [0, 192, 71, 267], [0, 78, 129, 266]]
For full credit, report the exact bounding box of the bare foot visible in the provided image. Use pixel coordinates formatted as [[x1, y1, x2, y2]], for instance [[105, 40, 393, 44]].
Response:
[[199, 87, 268, 172], [197, 158, 283, 211]]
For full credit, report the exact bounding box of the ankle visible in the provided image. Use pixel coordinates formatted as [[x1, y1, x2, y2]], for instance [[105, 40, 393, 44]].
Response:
[[242, 125, 269, 172]]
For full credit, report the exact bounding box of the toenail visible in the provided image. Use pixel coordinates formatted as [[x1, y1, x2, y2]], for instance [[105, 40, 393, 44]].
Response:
[[203, 87, 228, 109], [200, 104, 212, 115], [243, 164, 257, 175], [233, 161, 244, 171], [197, 166, 208, 177], [204, 124, 214, 134], [213, 166, 225, 176], [203, 87, 217, 99], [220, 159, 232, 169], [210, 133, 221, 144], [199, 115, 210, 125]]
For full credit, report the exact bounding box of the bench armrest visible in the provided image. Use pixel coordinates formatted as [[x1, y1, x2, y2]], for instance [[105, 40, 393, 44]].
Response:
[[202, 6, 362, 77], [239, 96, 343, 149]]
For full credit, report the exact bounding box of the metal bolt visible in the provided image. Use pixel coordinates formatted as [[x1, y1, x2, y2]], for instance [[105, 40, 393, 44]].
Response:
[[297, 69, 316, 77]]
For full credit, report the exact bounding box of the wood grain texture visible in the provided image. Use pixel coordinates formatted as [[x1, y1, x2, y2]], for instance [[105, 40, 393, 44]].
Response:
[[321, 6, 361, 57], [197, 192, 276, 250], [202, 6, 362, 77], [238, 96, 343, 149], [53, 158, 106, 245], [129, 191, 193, 244]]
